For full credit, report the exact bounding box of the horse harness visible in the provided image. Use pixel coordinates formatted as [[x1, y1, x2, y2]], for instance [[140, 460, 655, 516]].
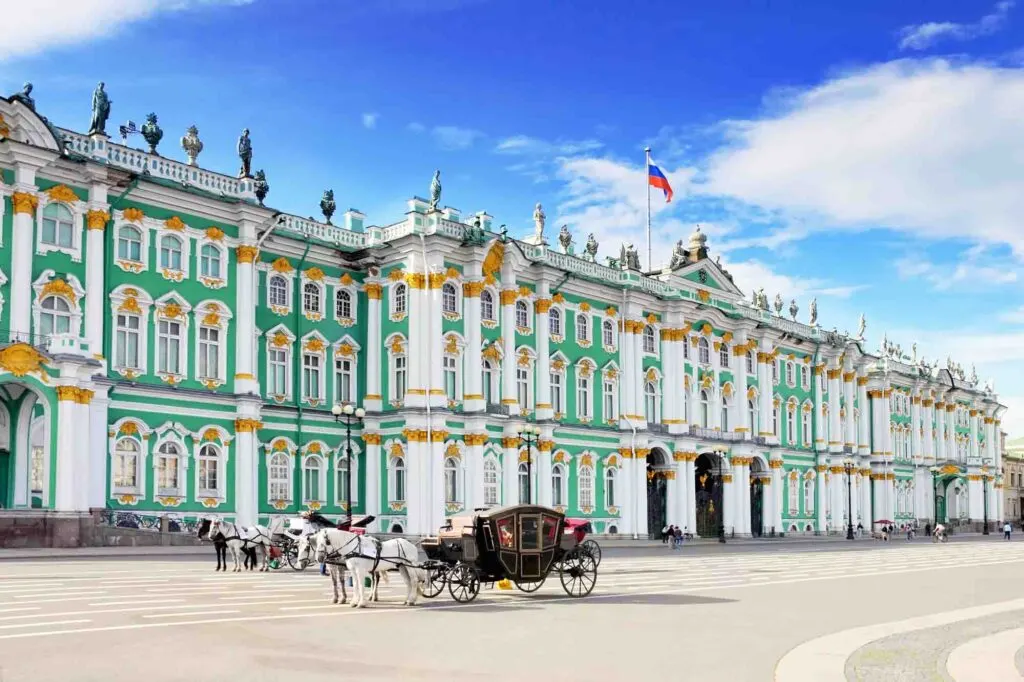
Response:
[[319, 533, 415, 574]]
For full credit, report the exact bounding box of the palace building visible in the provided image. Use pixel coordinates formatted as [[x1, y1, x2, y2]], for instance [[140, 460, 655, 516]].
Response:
[[0, 86, 1008, 544]]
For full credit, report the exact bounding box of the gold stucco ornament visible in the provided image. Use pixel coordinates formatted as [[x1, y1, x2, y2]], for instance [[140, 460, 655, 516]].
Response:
[[0, 343, 47, 378]]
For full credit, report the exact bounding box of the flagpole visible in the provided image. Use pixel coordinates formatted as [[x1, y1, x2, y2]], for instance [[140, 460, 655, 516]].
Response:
[[645, 146, 652, 272]]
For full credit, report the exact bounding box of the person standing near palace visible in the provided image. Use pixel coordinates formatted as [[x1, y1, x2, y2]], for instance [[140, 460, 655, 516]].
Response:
[[1004, 521, 1012, 540]]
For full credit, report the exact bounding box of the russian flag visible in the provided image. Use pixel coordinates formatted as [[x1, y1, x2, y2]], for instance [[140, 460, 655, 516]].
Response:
[[648, 162, 673, 203]]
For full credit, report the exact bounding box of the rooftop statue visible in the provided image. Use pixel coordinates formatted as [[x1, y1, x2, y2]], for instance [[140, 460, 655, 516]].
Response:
[[773, 293, 784, 316], [669, 239, 687, 270], [532, 202, 545, 242], [857, 313, 866, 339], [10, 82, 35, 111], [969, 364, 978, 383], [429, 170, 442, 211], [87, 82, 111, 136], [789, 299, 799, 321], [620, 242, 641, 270], [253, 170, 269, 206], [808, 297, 818, 326], [237, 128, 252, 178], [558, 224, 573, 253], [911, 342, 918, 364], [140, 113, 163, 154], [181, 125, 203, 166], [320, 189, 336, 225], [584, 232, 598, 261]]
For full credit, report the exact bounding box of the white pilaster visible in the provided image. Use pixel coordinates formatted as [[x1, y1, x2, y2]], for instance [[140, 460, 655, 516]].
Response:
[[427, 275, 445, 409], [500, 286, 518, 415], [364, 282, 383, 411], [935, 402, 947, 461], [758, 343, 774, 442], [816, 460, 827, 533], [685, 454, 697, 536], [827, 365, 842, 453], [843, 371, 856, 449], [857, 376, 870, 455], [53, 388, 78, 511], [813, 364, 825, 451], [364, 435, 381, 523], [9, 187, 37, 341], [233, 243, 259, 395], [771, 458, 783, 535], [534, 282, 552, 420], [734, 336, 749, 438], [84, 183, 108, 358], [87, 387, 110, 509]]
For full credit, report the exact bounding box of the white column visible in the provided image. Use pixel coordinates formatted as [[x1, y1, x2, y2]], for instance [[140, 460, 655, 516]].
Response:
[[619, 447, 635, 536], [428, 276, 445, 409], [535, 285, 552, 421], [843, 371, 856, 450], [364, 283, 383, 411], [737, 460, 751, 535], [405, 273, 427, 408], [503, 436, 518, 505], [734, 338, 748, 438], [364, 434, 381, 523], [87, 387, 110, 509], [72, 388, 93, 512], [968, 473, 984, 522], [828, 366, 842, 452], [428, 436, 445, 531], [685, 454, 697, 536], [687, 352, 698, 430], [233, 421, 258, 527], [630, 320, 644, 424], [635, 444, 649, 538], [857, 376, 870, 455], [872, 474, 885, 524], [758, 346, 774, 442], [666, 469, 679, 526], [500, 288, 518, 414], [233, 245, 259, 395], [722, 467, 735, 535], [946, 405, 956, 460], [709, 338, 722, 431], [816, 462, 827, 532], [84, 190, 109, 357], [935, 402, 947, 461], [537, 440, 553, 507], [53, 387, 79, 511], [405, 437, 427, 533], [970, 409, 980, 460], [9, 188, 37, 341], [813, 365, 825, 451], [673, 452, 687, 528], [860, 468, 872, 527], [661, 326, 677, 428], [922, 399, 934, 461]]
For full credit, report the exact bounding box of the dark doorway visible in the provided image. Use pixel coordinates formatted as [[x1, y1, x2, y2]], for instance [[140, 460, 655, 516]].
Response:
[[0, 449, 8, 509], [750, 478, 763, 537], [646, 450, 668, 539], [695, 453, 723, 538]]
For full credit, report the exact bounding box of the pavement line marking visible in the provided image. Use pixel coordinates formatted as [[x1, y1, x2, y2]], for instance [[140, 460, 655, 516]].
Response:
[[0, 607, 40, 614], [0, 619, 92, 630], [87, 599, 185, 607], [774, 599, 1024, 682], [945, 627, 1024, 682], [142, 610, 241, 619], [0, 604, 254, 621]]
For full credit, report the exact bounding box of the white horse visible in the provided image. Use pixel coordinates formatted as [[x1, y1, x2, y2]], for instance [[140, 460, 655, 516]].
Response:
[[312, 528, 423, 607], [296, 531, 391, 604], [207, 518, 284, 572]]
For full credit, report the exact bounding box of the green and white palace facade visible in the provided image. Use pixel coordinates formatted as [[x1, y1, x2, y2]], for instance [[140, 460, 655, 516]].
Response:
[[0, 91, 1008, 542]]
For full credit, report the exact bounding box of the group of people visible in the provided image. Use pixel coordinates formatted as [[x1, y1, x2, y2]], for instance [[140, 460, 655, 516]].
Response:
[[661, 525, 691, 549]]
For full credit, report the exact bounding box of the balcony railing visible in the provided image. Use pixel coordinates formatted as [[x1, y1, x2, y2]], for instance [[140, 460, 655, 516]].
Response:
[[689, 425, 746, 442]]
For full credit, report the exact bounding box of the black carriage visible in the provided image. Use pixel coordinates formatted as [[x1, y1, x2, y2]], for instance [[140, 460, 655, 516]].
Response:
[[419, 504, 598, 602]]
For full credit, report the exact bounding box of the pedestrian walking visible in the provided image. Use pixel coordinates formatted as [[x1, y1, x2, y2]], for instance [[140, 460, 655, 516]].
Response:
[[673, 526, 683, 549], [1004, 522, 1012, 540], [661, 525, 670, 544]]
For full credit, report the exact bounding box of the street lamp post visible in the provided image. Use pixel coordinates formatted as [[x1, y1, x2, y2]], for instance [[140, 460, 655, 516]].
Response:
[[982, 475, 990, 535], [844, 460, 855, 540], [517, 424, 541, 504], [331, 402, 365, 529]]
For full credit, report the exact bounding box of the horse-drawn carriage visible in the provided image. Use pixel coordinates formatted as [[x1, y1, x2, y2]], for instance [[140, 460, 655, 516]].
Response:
[[419, 504, 599, 602], [269, 513, 374, 570]]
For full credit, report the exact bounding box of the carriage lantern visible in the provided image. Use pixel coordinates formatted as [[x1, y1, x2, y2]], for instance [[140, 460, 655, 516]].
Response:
[[332, 402, 365, 528]]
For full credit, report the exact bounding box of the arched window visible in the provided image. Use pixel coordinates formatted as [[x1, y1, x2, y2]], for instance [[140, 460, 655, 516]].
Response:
[[197, 443, 220, 497], [393, 283, 407, 316], [481, 290, 495, 322], [801, 365, 809, 388], [444, 457, 460, 504], [442, 283, 458, 314], [199, 244, 222, 279], [269, 275, 288, 308], [551, 463, 565, 507], [483, 458, 499, 506], [518, 462, 531, 504], [604, 467, 617, 507], [786, 362, 795, 386], [549, 307, 562, 336], [578, 466, 594, 509], [804, 477, 815, 514], [39, 296, 72, 335], [721, 395, 729, 431], [575, 312, 589, 342], [643, 325, 656, 353], [746, 350, 755, 373], [113, 438, 140, 491], [644, 382, 657, 422], [303, 455, 324, 502], [748, 398, 759, 436], [602, 319, 615, 348], [42, 203, 74, 247], [268, 452, 290, 501], [699, 389, 710, 428], [391, 456, 406, 502], [515, 300, 529, 328], [303, 282, 321, 315], [720, 343, 730, 368], [482, 359, 496, 405], [698, 337, 710, 364], [159, 235, 183, 271], [117, 225, 142, 262], [155, 442, 181, 495], [335, 289, 353, 319]]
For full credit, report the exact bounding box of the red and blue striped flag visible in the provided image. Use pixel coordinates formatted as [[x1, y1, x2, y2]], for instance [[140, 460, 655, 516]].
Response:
[[648, 162, 673, 203]]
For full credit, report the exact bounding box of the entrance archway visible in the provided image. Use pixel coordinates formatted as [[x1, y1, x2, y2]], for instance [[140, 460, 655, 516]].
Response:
[[646, 448, 669, 539], [0, 381, 53, 510], [750, 458, 766, 537], [695, 452, 724, 538]]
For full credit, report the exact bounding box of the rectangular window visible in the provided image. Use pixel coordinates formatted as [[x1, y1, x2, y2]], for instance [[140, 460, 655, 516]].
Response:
[[444, 355, 457, 402], [115, 314, 140, 369], [335, 357, 353, 403], [156, 456, 179, 494], [578, 377, 591, 419], [157, 320, 181, 375], [603, 380, 616, 422], [786, 363, 794, 386], [772, 360, 779, 385], [394, 356, 407, 402], [303, 353, 321, 400], [198, 326, 220, 380], [550, 373, 563, 414], [517, 367, 529, 410], [268, 348, 287, 395]]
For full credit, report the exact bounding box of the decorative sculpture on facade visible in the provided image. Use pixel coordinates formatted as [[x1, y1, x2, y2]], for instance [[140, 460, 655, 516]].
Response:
[[87, 82, 111, 136], [773, 293, 784, 316], [181, 125, 203, 166], [911, 342, 918, 364], [669, 239, 687, 270], [237, 129, 253, 178], [429, 170, 442, 211], [558, 224, 573, 253], [969, 364, 978, 384], [532, 203, 546, 242], [856, 313, 866, 340], [808, 297, 818, 326], [10, 82, 35, 111], [584, 233, 599, 261], [620, 243, 641, 270], [788, 299, 799, 321], [253, 169, 269, 206], [140, 113, 163, 154], [320, 189, 336, 225]]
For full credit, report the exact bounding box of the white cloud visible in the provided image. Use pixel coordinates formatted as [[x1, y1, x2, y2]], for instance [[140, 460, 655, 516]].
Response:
[[999, 305, 1024, 323], [0, 0, 254, 62], [431, 125, 484, 150], [898, 1, 1015, 51], [407, 122, 426, 133], [361, 112, 378, 130], [894, 252, 1019, 291], [495, 135, 603, 156], [703, 58, 1024, 257]]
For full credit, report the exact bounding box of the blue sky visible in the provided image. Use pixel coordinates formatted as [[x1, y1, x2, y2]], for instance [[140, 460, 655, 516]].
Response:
[[5, 0, 1024, 432]]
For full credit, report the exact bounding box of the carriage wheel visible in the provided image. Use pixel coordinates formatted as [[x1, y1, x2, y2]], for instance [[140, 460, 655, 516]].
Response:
[[286, 543, 308, 571], [448, 564, 480, 603], [421, 565, 448, 599], [514, 577, 545, 593], [581, 539, 602, 567], [559, 548, 597, 598]]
